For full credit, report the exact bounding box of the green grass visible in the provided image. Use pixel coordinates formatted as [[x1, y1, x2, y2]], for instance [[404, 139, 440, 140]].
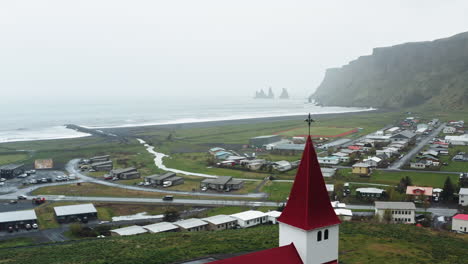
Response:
[[0, 152, 29, 166], [262, 181, 293, 202], [1, 222, 467, 264], [0, 237, 36, 249], [439, 145, 468, 172], [278, 126, 355, 137]]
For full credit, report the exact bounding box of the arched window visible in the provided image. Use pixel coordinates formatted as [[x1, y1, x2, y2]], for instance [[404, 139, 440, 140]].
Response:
[[324, 229, 329, 240], [317, 231, 322, 241]]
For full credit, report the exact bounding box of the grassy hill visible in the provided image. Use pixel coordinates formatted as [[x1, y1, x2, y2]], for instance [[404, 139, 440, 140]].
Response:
[[1, 222, 467, 264], [312, 31, 468, 110]]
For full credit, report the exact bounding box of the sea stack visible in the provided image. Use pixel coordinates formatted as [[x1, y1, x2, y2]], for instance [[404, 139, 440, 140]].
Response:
[[279, 88, 290, 99]]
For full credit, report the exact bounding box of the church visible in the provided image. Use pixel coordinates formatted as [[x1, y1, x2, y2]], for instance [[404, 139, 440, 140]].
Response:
[[209, 135, 341, 264]]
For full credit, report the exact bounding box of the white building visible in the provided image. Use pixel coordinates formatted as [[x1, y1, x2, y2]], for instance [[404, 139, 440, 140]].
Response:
[[452, 214, 468, 233], [363, 156, 382, 167], [202, 215, 237, 231], [374, 202, 416, 224], [143, 222, 179, 234], [356, 187, 386, 198], [334, 209, 353, 221], [321, 168, 337, 177], [174, 218, 208, 232], [265, 211, 282, 224], [459, 188, 468, 206], [443, 126, 456, 134], [317, 156, 340, 165], [230, 210, 267, 228], [445, 134, 468, 145], [111, 225, 148, 236]]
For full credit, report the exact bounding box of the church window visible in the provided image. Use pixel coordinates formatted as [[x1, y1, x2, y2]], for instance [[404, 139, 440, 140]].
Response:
[[317, 231, 322, 241], [324, 229, 329, 240]]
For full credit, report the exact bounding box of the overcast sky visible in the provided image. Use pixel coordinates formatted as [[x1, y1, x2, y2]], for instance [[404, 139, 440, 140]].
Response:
[[1, 0, 467, 100]]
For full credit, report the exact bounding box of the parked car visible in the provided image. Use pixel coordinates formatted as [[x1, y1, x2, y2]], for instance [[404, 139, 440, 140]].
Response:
[[40, 178, 47, 183], [18, 195, 28, 200], [0, 182, 4, 186], [9, 200, 17, 204], [68, 174, 76, 180], [32, 223, 38, 229], [25, 224, 31, 230], [104, 175, 113, 180], [162, 195, 174, 201], [32, 197, 46, 205], [0, 178, 6, 182], [8, 226, 13, 233], [56, 176, 63, 181], [18, 173, 28, 178]]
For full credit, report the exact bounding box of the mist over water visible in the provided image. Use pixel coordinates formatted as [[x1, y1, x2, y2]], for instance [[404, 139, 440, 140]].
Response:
[[0, 95, 372, 143]]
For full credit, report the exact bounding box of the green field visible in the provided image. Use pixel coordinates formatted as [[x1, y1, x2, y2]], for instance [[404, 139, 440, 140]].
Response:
[[278, 126, 355, 137], [0, 152, 29, 166], [439, 145, 468, 172], [1, 222, 467, 264]]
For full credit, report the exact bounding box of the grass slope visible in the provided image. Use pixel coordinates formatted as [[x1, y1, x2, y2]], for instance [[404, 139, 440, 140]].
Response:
[[1, 222, 467, 264]]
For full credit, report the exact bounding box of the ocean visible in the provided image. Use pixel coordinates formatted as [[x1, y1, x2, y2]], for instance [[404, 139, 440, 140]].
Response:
[[0, 96, 372, 143]]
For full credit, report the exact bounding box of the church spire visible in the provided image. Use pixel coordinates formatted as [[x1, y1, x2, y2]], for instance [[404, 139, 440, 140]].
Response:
[[278, 135, 341, 231]]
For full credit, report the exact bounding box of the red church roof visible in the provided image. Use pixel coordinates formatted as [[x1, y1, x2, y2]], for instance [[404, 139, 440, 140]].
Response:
[[278, 136, 341, 231], [208, 243, 303, 264]]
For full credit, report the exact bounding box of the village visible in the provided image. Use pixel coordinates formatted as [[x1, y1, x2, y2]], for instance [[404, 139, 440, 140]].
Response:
[[0, 114, 467, 250]]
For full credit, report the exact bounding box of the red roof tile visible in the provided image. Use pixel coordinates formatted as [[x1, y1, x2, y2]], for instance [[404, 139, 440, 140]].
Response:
[[278, 136, 341, 231], [453, 214, 468, 221], [208, 243, 303, 264]]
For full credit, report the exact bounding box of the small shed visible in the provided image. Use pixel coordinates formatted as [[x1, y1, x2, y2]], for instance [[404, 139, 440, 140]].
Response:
[[0, 210, 37, 231], [54, 203, 98, 223], [143, 222, 179, 234], [265, 211, 282, 224], [0, 164, 25, 179]]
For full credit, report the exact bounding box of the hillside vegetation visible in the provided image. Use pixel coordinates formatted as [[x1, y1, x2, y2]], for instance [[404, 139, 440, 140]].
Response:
[[1, 222, 467, 264], [312, 31, 468, 110]]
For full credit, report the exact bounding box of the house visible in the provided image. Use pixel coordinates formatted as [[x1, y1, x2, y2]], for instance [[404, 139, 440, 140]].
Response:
[[356, 187, 385, 198], [321, 168, 337, 178], [406, 186, 433, 200], [272, 161, 293, 172], [352, 163, 372, 176], [366, 134, 391, 142], [443, 127, 456, 134], [385, 127, 400, 135], [331, 152, 350, 163], [110, 167, 140, 180], [374, 202, 416, 224], [459, 188, 468, 206], [90, 160, 113, 171], [433, 188, 443, 202], [89, 155, 111, 163], [143, 222, 179, 234], [242, 159, 266, 171], [363, 156, 382, 167], [209, 136, 342, 264], [174, 218, 208, 232], [452, 214, 468, 233], [445, 134, 468, 146], [422, 150, 439, 157], [0, 164, 25, 179], [376, 148, 397, 157], [54, 203, 98, 223], [0, 210, 37, 231], [390, 130, 416, 143], [318, 156, 340, 165], [334, 209, 353, 221], [209, 147, 225, 155], [416, 124, 428, 134], [202, 215, 237, 231], [111, 225, 148, 236], [265, 211, 282, 224], [249, 135, 282, 148], [453, 153, 468, 162], [230, 210, 267, 228], [145, 172, 184, 187], [214, 151, 232, 160], [200, 176, 244, 191], [410, 162, 426, 169]]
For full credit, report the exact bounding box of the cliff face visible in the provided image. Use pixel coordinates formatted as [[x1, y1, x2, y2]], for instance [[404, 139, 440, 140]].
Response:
[[312, 32, 468, 110]]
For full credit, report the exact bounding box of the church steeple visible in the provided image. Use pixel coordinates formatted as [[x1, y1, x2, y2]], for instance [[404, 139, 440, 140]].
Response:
[[278, 135, 341, 230]]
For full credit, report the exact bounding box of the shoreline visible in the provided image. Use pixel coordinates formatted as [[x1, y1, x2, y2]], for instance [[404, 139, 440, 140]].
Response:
[[103, 108, 386, 136]]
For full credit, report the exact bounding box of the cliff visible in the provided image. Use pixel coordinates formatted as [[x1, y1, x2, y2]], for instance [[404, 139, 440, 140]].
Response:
[[311, 32, 468, 110]]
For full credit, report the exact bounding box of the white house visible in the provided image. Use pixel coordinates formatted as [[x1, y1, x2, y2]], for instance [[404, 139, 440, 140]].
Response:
[[174, 218, 208, 232], [265, 211, 282, 224], [321, 168, 337, 177], [374, 202, 416, 224], [443, 126, 456, 134], [111, 225, 148, 236], [452, 214, 468, 233], [230, 210, 267, 228], [317, 156, 340, 165], [363, 156, 382, 167], [459, 188, 468, 206], [202, 215, 237, 231], [143, 222, 179, 234]]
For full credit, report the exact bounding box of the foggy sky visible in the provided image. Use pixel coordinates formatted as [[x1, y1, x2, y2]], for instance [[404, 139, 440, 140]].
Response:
[[1, 0, 468, 100]]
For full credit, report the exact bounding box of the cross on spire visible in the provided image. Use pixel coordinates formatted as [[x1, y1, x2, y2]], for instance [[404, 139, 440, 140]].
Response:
[[305, 113, 315, 136]]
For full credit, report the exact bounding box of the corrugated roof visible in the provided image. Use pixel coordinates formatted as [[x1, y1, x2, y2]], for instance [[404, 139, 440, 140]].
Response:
[[54, 203, 97, 217], [265, 211, 281, 218], [174, 218, 208, 229], [375, 202, 416, 210], [231, 210, 266, 221], [202, 215, 237, 225], [0, 210, 37, 223], [143, 222, 179, 233], [111, 225, 148, 236]]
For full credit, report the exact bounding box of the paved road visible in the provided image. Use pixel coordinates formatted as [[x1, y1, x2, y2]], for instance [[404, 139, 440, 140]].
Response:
[[65, 159, 267, 199], [389, 123, 446, 169]]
